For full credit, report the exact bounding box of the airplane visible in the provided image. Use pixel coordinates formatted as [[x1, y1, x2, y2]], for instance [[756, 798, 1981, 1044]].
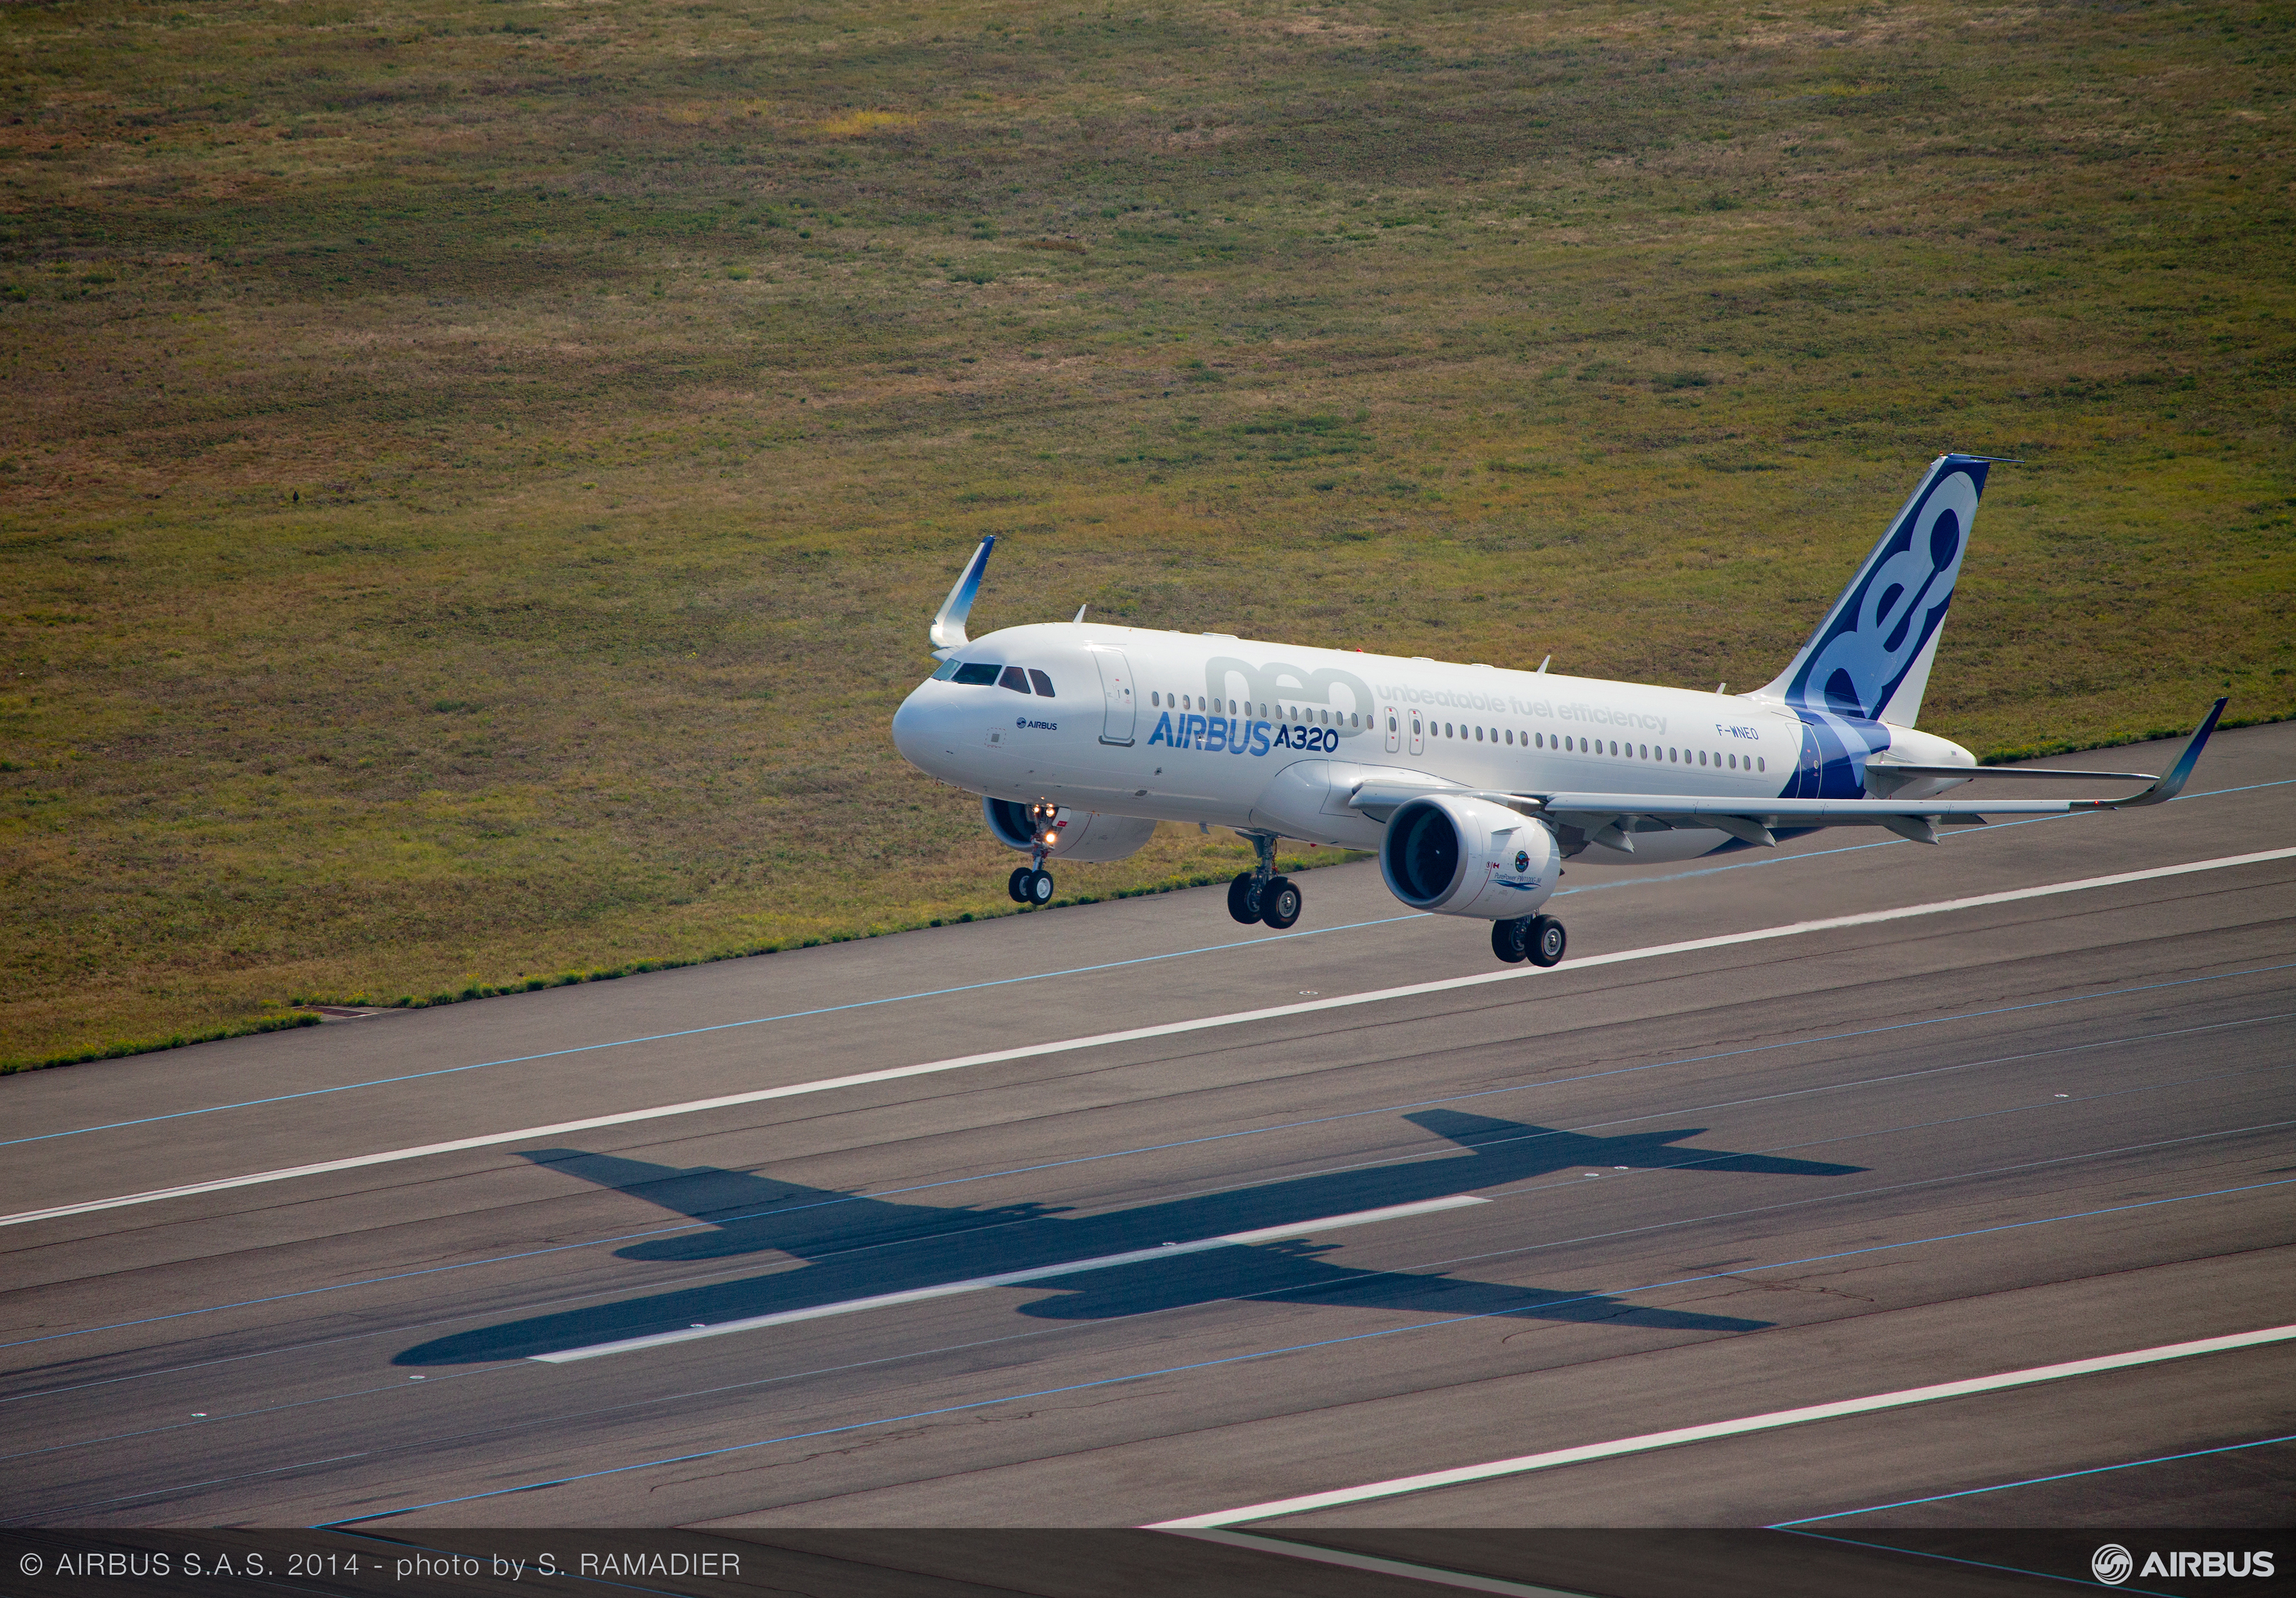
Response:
[[395, 1110, 1840, 1363], [891, 453, 2226, 967]]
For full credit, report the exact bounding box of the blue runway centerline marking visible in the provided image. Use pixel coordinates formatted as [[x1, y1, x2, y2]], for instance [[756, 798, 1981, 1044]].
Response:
[[10, 774, 2286, 1153], [1769, 1432, 2296, 1526], [315, 1171, 2296, 1528]]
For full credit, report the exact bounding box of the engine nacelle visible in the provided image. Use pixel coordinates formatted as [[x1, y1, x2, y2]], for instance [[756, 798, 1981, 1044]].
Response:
[[983, 798, 1158, 863], [1380, 795, 1560, 920]]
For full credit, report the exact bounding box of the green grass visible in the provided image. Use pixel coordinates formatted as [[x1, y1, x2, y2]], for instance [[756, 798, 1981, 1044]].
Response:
[[2, 0, 2290, 1070]]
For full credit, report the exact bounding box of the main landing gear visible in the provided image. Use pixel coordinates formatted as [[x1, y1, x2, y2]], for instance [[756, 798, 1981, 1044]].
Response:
[[1007, 800, 1059, 906], [1227, 832, 1302, 930], [1492, 914, 1566, 967]]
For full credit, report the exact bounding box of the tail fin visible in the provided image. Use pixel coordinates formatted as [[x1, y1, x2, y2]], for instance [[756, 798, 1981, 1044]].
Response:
[[1756, 453, 1993, 727]]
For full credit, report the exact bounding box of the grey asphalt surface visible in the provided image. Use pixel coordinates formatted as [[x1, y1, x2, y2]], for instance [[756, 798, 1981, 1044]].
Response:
[[1, 722, 2290, 1537]]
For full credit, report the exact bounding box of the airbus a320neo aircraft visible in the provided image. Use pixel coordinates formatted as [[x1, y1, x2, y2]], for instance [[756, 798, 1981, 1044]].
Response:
[[892, 453, 2223, 967]]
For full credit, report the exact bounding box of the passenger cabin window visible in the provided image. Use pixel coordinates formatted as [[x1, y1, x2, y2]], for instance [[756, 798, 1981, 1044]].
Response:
[[1028, 669, 1055, 698], [999, 666, 1032, 694], [952, 662, 1001, 686]]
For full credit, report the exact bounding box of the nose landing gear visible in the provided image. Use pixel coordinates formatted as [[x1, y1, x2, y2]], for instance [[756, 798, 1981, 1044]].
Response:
[[1007, 801, 1061, 906], [1492, 914, 1566, 967], [1227, 832, 1302, 929]]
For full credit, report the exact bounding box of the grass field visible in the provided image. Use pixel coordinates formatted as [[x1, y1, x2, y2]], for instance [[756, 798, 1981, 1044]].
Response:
[[2, 0, 2290, 1070]]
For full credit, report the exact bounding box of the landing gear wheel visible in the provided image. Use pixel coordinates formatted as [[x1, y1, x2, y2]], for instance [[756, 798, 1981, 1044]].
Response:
[[1023, 867, 1056, 906], [1525, 915, 1566, 967], [1009, 866, 1033, 903], [1227, 872, 1263, 925], [1259, 876, 1302, 930], [1491, 917, 1529, 963]]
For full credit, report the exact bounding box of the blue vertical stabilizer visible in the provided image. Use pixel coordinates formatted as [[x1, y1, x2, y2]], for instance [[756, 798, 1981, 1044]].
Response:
[[1755, 454, 1993, 727]]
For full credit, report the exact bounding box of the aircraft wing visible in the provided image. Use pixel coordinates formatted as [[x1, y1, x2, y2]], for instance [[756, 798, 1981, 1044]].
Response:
[[1349, 699, 2224, 849]]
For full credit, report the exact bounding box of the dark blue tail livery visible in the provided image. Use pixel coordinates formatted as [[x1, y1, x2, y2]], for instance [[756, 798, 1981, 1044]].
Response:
[[1758, 454, 1992, 726]]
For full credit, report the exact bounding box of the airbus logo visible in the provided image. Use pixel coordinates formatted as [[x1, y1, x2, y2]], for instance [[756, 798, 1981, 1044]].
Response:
[[2091, 1544, 2275, 1583]]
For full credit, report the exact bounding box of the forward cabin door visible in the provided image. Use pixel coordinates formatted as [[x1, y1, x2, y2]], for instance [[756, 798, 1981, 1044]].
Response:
[[1093, 648, 1137, 746]]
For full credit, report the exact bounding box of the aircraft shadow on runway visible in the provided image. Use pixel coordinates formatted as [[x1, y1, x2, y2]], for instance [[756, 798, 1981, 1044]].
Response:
[[395, 1111, 1861, 1365]]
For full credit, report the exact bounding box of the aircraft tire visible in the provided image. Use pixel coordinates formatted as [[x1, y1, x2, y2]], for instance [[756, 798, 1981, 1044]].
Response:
[[1009, 866, 1032, 903], [1025, 868, 1056, 906], [1526, 915, 1567, 967], [1491, 917, 1529, 963], [1261, 876, 1302, 930], [1227, 872, 1262, 925]]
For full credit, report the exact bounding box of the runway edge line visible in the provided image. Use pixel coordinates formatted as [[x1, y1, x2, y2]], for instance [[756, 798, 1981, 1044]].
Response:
[[6, 846, 2290, 1231], [1145, 1323, 2296, 1528]]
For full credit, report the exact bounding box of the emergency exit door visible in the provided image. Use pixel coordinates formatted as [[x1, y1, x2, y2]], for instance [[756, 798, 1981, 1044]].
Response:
[[1093, 648, 1137, 746]]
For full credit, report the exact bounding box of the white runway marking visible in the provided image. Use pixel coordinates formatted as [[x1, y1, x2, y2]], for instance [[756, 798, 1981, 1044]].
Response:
[[1167, 1529, 1597, 1597], [531, 1193, 1489, 1364], [6, 845, 2288, 1232], [1145, 1323, 2296, 1528]]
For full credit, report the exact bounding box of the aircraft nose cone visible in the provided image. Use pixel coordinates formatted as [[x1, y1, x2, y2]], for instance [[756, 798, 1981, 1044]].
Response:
[[891, 683, 946, 770]]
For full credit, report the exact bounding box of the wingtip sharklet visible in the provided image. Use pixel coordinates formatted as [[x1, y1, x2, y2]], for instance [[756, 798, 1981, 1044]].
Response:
[[929, 535, 997, 658], [2101, 696, 2227, 809]]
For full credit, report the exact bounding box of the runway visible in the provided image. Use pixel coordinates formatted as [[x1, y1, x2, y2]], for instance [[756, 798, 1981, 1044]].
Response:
[[3, 722, 2291, 1541]]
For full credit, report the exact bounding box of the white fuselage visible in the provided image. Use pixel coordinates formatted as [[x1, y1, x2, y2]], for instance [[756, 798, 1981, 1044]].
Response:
[[891, 622, 1975, 863]]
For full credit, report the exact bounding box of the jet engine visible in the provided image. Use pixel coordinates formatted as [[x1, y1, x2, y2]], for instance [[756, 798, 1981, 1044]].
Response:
[[983, 798, 1158, 863], [1380, 795, 1560, 919]]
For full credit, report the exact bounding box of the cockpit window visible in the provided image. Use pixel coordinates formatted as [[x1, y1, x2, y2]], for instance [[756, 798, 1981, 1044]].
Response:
[[950, 662, 1001, 686], [998, 665, 1032, 694], [1027, 669, 1055, 698], [930, 658, 962, 681]]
